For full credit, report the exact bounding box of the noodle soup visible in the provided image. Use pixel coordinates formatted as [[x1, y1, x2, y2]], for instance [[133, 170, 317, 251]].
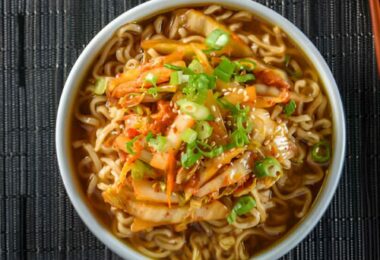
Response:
[[71, 5, 332, 259]]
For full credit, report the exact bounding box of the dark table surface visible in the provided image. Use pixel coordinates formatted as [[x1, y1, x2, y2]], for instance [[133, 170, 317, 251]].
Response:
[[1, 0, 379, 259]]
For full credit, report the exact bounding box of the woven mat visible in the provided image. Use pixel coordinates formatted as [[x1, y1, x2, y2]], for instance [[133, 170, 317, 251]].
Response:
[[0, 0, 379, 259]]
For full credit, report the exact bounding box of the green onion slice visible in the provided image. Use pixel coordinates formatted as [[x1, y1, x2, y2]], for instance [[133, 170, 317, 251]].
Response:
[[254, 157, 283, 178], [177, 99, 212, 121], [164, 64, 193, 74], [205, 29, 230, 51], [284, 99, 296, 117], [235, 73, 255, 83], [188, 59, 204, 74], [94, 77, 109, 95], [170, 71, 189, 85], [235, 59, 256, 71], [195, 121, 213, 140], [227, 196, 256, 224], [181, 128, 198, 144], [147, 134, 167, 152], [311, 141, 331, 163], [125, 136, 140, 155], [145, 73, 158, 97], [181, 142, 202, 168], [284, 54, 291, 67], [214, 57, 236, 82], [198, 145, 224, 158]]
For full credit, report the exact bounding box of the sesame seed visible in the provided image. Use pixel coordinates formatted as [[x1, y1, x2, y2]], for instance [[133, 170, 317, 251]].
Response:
[[237, 89, 244, 94], [217, 164, 223, 168]]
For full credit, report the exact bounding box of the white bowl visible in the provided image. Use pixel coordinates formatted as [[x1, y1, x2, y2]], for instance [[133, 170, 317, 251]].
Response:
[[56, 0, 346, 259]]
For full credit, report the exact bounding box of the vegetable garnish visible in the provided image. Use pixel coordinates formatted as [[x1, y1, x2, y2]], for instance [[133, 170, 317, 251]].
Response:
[[184, 73, 216, 103], [146, 132, 168, 152], [181, 128, 198, 144], [284, 54, 291, 67], [311, 141, 331, 163], [231, 104, 252, 147], [214, 57, 236, 82], [284, 99, 296, 117], [254, 157, 283, 178], [198, 145, 224, 158], [164, 63, 194, 74], [131, 160, 152, 180], [170, 71, 189, 85], [145, 73, 158, 97], [227, 195, 256, 224], [234, 74, 255, 83], [177, 100, 212, 121], [195, 121, 213, 140], [205, 29, 230, 51], [235, 59, 256, 71], [181, 141, 224, 168], [181, 142, 202, 168], [188, 59, 204, 74], [94, 77, 108, 95], [125, 136, 140, 155]]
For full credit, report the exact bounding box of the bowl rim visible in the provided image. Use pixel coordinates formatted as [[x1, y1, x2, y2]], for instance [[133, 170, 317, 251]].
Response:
[[55, 0, 346, 259]]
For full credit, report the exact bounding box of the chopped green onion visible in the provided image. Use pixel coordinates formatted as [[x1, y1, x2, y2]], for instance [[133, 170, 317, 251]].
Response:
[[170, 71, 189, 85], [217, 97, 238, 113], [181, 128, 198, 144], [234, 74, 255, 83], [170, 71, 180, 85], [198, 145, 224, 158], [164, 64, 193, 74], [311, 141, 331, 163], [235, 59, 256, 71], [227, 211, 237, 224], [195, 121, 213, 140], [94, 77, 108, 95], [181, 142, 202, 168], [205, 29, 230, 51], [147, 134, 167, 152], [131, 160, 152, 180], [214, 57, 236, 82], [177, 99, 212, 121], [227, 196, 256, 224], [188, 59, 204, 74], [125, 136, 140, 155], [231, 128, 250, 147], [230, 104, 252, 147], [146, 132, 154, 142], [183, 73, 216, 103], [284, 99, 296, 117], [145, 73, 158, 97], [284, 54, 291, 67], [254, 157, 283, 178]]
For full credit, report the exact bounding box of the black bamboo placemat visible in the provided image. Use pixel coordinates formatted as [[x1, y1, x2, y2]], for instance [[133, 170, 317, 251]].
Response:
[[0, 0, 379, 259]]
